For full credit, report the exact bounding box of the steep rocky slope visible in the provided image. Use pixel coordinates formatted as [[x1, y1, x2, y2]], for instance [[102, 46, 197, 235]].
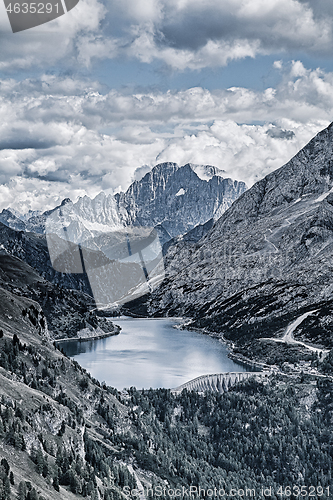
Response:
[[0, 250, 113, 339], [0, 209, 26, 231], [0, 222, 92, 296], [115, 162, 246, 242], [146, 122, 333, 348]]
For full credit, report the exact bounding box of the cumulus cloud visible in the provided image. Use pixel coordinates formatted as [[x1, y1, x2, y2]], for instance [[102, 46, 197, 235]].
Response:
[[266, 127, 295, 140], [141, 0, 331, 69], [154, 119, 325, 187], [0, 0, 105, 70], [2, 61, 333, 127], [97, 0, 333, 70], [1, 0, 333, 71], [0, 62, 331, 212]]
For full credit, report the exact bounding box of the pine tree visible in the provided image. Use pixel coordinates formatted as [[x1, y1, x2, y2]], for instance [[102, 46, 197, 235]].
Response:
[[91, 487, 101, 500], [17, 480, 27, 500], [0, 459, 9, 476], [35, 449, 45, 475], [2, 475, 10, 500], [27, 488, 38, 500], [53, 474, 60, 492]]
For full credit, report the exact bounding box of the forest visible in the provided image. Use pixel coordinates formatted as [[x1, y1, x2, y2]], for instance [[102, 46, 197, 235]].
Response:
[[0, 331, 332, 500]]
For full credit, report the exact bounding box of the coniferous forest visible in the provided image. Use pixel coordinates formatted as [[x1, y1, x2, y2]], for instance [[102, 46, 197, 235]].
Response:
[[0, 326, 332, 499]]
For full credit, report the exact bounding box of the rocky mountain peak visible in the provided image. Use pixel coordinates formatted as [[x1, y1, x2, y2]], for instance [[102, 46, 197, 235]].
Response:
[[116, 162, 246, 239], [189, 163, 225, 180], [0, 208, 26, 232], [61, 197, 72, 206], [211, 121, 333, 233], [3, 162, 246, 246]]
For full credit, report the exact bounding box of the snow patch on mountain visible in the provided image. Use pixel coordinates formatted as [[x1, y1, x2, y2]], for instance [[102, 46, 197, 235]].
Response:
[[190, 164, 225, 181]]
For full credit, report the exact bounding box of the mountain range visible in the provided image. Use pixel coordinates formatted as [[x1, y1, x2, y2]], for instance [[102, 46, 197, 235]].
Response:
[[3, 126, 333, 348], [0, 162, 246, 314], [3, 127, 333, 350], [1, 163, 246, 246]]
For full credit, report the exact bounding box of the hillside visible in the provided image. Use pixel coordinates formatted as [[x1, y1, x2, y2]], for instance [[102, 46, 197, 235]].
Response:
[[0, 223, 91, 296], [143, 123, 333, 355], [0, 251, 112, 340], [0, 284, 134, 500]]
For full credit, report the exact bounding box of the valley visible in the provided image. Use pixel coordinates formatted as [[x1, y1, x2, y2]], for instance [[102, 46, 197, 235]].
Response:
[[1, 131, 333, 499]]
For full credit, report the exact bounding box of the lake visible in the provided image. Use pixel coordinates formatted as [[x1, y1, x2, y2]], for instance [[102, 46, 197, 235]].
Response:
[[59, 317, 247, 390]]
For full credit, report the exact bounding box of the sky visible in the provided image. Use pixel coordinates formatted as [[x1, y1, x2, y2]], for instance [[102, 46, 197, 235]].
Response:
[[1, 0, 333, 213]]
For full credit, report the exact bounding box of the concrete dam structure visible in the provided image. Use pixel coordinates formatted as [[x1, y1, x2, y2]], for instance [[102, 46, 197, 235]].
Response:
[[172, 372, 266, 394]]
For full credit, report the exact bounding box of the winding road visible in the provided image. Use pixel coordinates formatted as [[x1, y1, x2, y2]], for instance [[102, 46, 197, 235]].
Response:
[[261, 310, 329, 355]]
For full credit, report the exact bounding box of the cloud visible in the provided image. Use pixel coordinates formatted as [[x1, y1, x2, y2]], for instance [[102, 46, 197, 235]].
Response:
[[3, 61, 333, 127], [155, 0, 330, 53], [1, 0, 333, 71], [1, 117, 324, 213], [0, 62, 332, 212], [103, 0, 333, 70], [72, 0, 332, 71], [132, 164, 152, 182], [154, 119, 325, 187], [266, 127, 295, 140], [0, 0, 105, 70]]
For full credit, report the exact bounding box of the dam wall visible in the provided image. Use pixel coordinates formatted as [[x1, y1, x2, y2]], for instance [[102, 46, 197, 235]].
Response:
[[171, 372, 267, 394]]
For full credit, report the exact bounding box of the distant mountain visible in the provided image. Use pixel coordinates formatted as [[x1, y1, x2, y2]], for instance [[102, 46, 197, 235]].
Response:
[[0, 199, 71, 234], [36, 162, 244, 308], [115, 162, 246, 243], [145, 122, 333, 349], [0, 208, 26, 231], [0, 162, 245, 309], [25, 198, 72, 234], [2, 163, 246, 246]]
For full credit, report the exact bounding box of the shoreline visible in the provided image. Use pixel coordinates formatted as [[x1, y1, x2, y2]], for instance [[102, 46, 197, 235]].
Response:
[[57, 315, 272, 375], [176, 321, 272, 373], [227, 351, 274, 373], [54, 327, 120, 344]]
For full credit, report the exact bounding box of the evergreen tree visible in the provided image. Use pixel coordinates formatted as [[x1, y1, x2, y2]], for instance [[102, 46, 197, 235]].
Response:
[[52, 474, 59, 492], [17, 480, 27, 500], [0, 460, 9, 477], [27, 488, 38, 500]]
